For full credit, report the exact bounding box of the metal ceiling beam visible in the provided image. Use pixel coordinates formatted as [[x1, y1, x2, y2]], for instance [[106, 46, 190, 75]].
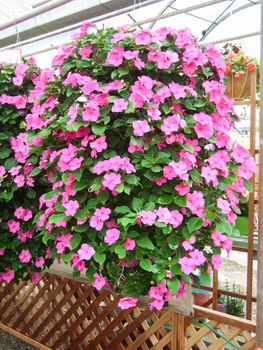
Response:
[[149, 0, 177, 29], [201, 0, 260, 40]]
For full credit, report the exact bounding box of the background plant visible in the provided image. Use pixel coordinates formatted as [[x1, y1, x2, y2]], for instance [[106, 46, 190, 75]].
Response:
[[0, 60, 52, 283]]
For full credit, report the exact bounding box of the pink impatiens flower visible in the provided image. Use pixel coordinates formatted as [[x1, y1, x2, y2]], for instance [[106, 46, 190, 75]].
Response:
[[178, 257, 196, 275], [14, 207, 33, 222], [102, 172, 122, 191], [104, 228, 120, 245], [111, 98, 128, 112], [106, 46, 125, 66], [8, 220, 20, 233], [19, 249, 32, 263], [92, 273, 107, 291], [217, 198, 231, 214], [138, 210, 156, 226], [32, 272, 41, 285], [118, 297, 138, 309], [212, 254, 222, 270], [133, 120, 150, 137], [77, 243, 95, 260], [35, 257, 45, 268], [194, 112, 213, 140], [124, 238, 136, 251], [63, 200, 79, 216]]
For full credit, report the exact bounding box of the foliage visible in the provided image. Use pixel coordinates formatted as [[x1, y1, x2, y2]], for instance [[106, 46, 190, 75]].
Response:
[[0, 60, 52, 283], [219, 282, 245, 317]]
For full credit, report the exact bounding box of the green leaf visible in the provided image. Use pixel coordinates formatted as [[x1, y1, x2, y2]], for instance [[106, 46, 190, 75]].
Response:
[[42, 234, 54, 244], [189, 168, 203, 183], [0, 132, 8, 140], [162, 104, 171, 115], [200, 272, 211, 285], [137, 237, 154, 250], [92, 124, 106, 135], [115, 183, 124, 193], [61, 252, 73, 263], [167, 236, 179, 250], [125, 174, 139, 185], [181, 143, 194, 153], [97, 191, 109, 204], [158, 195, 173, 205], [115, 206, 131, 214], [187, 217, 203, 233], [117, 217, 135, 227], [73, 168, 83, 182], [139, 259, 152, 272], [117, 67, 129, 77], [167, 278, 180, 295], [216, 218, 233, 235], [174, 195, 186, 207], [244, 179, 253, 193], [130, 136, 143, 146], [74, 181, 89, 191], [107, 95, 118, 103], [125, 101, 135, 114], [93, 253, 106, 265], [132, 197, 143, 212], [86, 265, 96, 282], [205, 211, 217, 221], [4, 157, 18, 170], [70, 234, 82, 250], [114, 245, 126, 259], [29, 167, 41, 177], [38, 128, 51, 138], [44, 189, 60, 200], [0, 147, 11, 159], [49, 213, 66, 224]]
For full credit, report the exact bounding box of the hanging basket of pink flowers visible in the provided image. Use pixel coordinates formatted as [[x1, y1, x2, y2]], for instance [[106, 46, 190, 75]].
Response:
[[223, 43, 259, 99], [11, 23, 256, 312]]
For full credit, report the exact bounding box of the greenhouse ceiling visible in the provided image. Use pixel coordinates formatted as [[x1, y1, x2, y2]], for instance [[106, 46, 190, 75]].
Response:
[[0, 0, 261, 63]]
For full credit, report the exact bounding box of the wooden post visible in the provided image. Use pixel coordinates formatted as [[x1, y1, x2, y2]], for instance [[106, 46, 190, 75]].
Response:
[[212, 270, 219, 311], [256, 0, 263, 346], [246, 71, 257, 319]]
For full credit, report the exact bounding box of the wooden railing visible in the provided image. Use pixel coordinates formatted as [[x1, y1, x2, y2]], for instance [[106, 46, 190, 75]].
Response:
[[0, 272, 256, 349]]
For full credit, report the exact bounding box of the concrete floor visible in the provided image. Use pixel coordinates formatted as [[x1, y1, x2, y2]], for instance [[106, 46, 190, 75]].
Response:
[[0, 330, 36, 350]]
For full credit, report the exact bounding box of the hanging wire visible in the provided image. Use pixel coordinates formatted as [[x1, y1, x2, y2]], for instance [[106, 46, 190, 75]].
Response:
[[200, 0, 237, 41], [169, 5, 214, 23]]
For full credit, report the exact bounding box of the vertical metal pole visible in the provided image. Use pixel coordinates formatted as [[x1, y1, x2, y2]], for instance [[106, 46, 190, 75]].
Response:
[[246, 71, 257, 320], [256, 0, 263, 347]]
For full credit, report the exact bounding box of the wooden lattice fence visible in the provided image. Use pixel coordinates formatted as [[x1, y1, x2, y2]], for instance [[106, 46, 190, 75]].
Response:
[[0, 272, 256, 349]]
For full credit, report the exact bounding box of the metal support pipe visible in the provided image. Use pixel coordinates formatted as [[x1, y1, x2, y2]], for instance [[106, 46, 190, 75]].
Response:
[[32, 0, 53, 8], [256, 0, 263, 346]]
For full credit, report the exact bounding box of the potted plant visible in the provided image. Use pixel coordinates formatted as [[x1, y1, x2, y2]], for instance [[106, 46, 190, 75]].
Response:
[[1, 24, 255, 312], [222, 43, 259, 99]]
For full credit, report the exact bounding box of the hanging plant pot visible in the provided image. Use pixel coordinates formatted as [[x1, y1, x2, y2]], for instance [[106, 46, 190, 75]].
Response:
[[225, 71, 252, 99]]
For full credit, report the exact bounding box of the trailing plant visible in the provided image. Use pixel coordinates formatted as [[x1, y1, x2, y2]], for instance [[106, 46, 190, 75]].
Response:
[[1, 24, 256, 310]]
